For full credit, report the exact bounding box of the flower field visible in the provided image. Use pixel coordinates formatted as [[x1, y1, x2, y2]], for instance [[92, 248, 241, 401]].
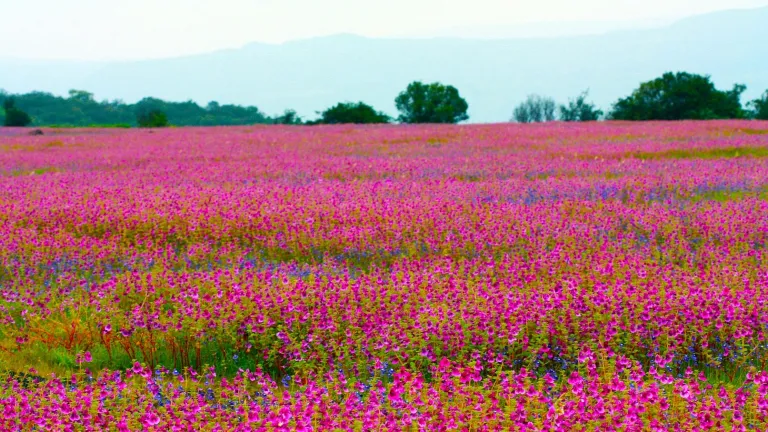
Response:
[[2, 121, 768, 430]]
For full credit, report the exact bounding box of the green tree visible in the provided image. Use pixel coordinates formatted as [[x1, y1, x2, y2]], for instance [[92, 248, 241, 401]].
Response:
[[273, 109, 303, 125], [316, 102, 390, 124], [137, 110, 169, 128], [68, 89, 95, 104], [512, 94, 557, 123], [0, 90, 5, 125], [559, 90, 603, 122], [3, 98, 32, 127], [748, 91, 768, 120], [395, 81, 469, 124], [0, 90, 270, 127], [135, 97, 170, 128], [609, 72, 746, 120]]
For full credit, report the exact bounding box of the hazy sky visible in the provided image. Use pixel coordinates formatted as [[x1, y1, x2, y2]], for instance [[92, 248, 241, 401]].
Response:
[[2, 0, 767, 60]]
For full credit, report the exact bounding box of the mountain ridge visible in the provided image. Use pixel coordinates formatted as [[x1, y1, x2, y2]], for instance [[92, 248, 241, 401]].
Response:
[[2, 6, 767, 123]]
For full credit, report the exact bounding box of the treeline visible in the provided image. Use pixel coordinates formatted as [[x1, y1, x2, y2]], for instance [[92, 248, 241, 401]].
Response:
[[1, 81, 469, 127], [513, 72, 767, 122], [0, 90, 272, 127], [2, 71, 768, 127], [269, 73, 768, 125]]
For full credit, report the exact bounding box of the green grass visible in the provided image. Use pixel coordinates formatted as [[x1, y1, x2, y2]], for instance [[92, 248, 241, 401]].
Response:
[[633, 146, 768, 160], [7, 167, 59, 176], [48, 123, 133, 129], [738, 128, 768, 135], [690, 188, 768, 202]]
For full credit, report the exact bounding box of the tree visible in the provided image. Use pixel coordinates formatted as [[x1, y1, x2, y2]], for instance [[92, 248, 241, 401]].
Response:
[[316, 102, 390, 124], [3, 98, 32, 127], [559, 90, 603, 122], [748, 91, 768, 120], [395, 81, 469, 124], [609, 72, 746, 120], [0, 89, 271, 127], [273, 109, 303, 125], [68, 89, 95, 104], [0, 91, 6, 125], [137, 110, 169, 128], [512, 94, 557, 123], [135, 97, 170, 128]]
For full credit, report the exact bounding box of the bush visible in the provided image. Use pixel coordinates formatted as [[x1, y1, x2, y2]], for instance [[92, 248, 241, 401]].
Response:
[[749, 91, 768, 120], [3, 98, 32, 127], [559, 90, 603, 122], [137, 110, 169, 128], [316, 102, 390, 124], [272, 110, 303, 125]]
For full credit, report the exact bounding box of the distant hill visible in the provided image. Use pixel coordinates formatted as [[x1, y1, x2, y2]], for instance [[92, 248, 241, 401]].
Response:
[[2, 7, 767, 123]]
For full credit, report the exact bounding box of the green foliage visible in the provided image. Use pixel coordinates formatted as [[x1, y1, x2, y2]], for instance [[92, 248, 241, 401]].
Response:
[[0, 90, 5, 125], [0, 90, 271, 127], [137, 110, 169, 128], [512, 94, 557, 123], [395, 81, 469, 124], [2, 98, 32, 127], [136, 98, 170, 127], [749, 90, 768, 120], [47, 124, 131, 129], [67, 89, 95, 104], [273, 109, 303, 125], [559, 90, 603, 122], [314, 102, 390, 124], [609, 72, 747, 120]]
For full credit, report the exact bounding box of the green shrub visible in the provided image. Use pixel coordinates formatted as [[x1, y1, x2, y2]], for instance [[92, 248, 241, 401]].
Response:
[[315, 102, 390, 124], [749, 91, 768, 120], [559, 90, 603, 122], [3, 98, 32, 127], [137, 110, 169, 128]]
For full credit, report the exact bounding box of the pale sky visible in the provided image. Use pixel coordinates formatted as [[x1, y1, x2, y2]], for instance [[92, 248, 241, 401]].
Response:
[[2, 0, 767, 60]]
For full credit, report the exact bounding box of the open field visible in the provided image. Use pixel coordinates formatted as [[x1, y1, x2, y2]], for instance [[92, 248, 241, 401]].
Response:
[[2, 121, 768, 430]]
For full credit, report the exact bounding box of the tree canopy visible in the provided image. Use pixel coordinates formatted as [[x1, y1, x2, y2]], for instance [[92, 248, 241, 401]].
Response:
[[609, 72, 746, 121], [2, 98, 32, 127], [559, 90, 603, 122], [137, 109, 170, 128], [314, 102, 390, 124], [273, 109, 303, 125], [512, 95, 557, 123], [395, 82, 469, 124], [3, 73, 764, 127], [749, 91, 768, 120], [0, 90, 272, 127]]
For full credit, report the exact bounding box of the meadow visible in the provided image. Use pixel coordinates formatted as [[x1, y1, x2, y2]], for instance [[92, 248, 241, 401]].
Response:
[[1, 121, 768, 430]]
